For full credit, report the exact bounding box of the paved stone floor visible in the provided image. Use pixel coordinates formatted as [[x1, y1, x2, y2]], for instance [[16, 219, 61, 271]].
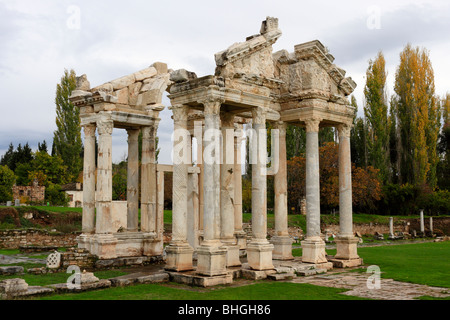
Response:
[[291, 270, 450, 300], [0, 254, 46, 265]]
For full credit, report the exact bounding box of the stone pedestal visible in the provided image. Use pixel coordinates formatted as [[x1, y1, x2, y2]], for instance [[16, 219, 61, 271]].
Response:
[[235, 231, 247, 249], [247, 242, 274, 271], [271, 236, 294, 260], [223, 244, 241, 267], [91, 234, 118, 260], [165, 244, 194, 272], [301, 237, 327, 264], [196, 244, 227, 276], [143, 233, 163, 256], [334, 236, 359, 260]]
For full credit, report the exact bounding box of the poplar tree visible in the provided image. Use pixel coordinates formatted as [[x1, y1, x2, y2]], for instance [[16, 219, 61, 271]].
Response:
[[394, 44, 440, 187], [364, 51, 390, 183], [52, 69, 83, 181]]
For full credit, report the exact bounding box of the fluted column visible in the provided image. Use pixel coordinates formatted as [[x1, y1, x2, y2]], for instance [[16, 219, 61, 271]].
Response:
[[301, 117, 327, 264], [220, 113, 241, 267], [96, 118, 114, 234], [82, 124, 96, 234], [196, 97, 227, 277], [335, 123, 360, 261], [165, 104, 193, 272], [126, 129, 140, 232], [247, 106, 274, 271], [271, 121, 293, 260], [234, 124, 246, 249]]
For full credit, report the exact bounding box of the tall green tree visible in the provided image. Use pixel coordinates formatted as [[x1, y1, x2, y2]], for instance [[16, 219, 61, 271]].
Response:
[[53, 69, 83, 182], [437, 93, 450, 189], [350, 95, 367, 168], [364, 51, 390, 183], [0, 165, 16, 202], [394, 44, 440, 188]]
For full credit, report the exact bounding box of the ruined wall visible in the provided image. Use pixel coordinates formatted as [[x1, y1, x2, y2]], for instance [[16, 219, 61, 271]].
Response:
[[0, 229, 79, 249]]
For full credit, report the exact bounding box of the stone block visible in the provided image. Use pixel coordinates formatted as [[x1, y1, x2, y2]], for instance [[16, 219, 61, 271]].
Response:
[[170, 69, 197, 83], [0, 278, 28, 294], [151, 62, 168, 75], [196, 245, 227, 276], [164, 244, 194, 272], [134, 67, 157, 81], [301, 239, 327, 264], [0, 266, 24, 275], [267, 272, 294, 281], [110, 74, 136, 90], [136, 273, 169, 284], [247, 242, 274, 270]]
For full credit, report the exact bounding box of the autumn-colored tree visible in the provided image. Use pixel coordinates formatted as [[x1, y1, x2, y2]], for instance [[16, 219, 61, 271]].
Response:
[[364, 51, 390, 183], [287, 142, 382, 213], [394, 44, 440, 188]]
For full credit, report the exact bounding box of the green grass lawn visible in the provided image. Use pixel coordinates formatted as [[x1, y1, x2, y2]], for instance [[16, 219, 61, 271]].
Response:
[[295, 241, 450, 288], [357, 241, 450, 288], [39, 281, 367, 301]]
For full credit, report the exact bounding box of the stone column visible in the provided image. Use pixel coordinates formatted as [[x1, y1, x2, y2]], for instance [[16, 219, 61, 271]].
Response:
[[94, 117, 117, 259], [429, 217, 433, 235], [141, 124, 158, 234], [247, 107, 274, 271], [335, 123, 359, 261], [126, 129, 140, 232], [389, 217, 394, 238], [420, 209, 425, 234], [165, 105, 194, 271], [196, 97, 227, 276], [82, 124, 96, 234], [301, 117, 327, 264], [271, 121, 293, 260], [220, 113, 241, 267], [234, 124, 246, 249]]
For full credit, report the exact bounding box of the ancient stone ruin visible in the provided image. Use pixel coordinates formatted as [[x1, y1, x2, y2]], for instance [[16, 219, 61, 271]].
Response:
[[69, 17, 362, 285]]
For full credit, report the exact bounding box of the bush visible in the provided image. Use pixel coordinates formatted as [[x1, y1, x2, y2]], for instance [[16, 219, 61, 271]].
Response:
[[45, 183, 69, 206], [420, 189, 450, 215]]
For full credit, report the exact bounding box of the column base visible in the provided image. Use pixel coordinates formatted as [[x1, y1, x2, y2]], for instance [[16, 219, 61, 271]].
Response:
[[301, 237, 327, 264], [164, 243, 194, 272], [271, 236, 294, 260], [77, 233, 93, 251], [196, 245, 227, 276], [223, 244, 241, 267], [235, 231, 247, 249], [247, 241, 274, 271], [335, 236, 360, 260], [142, 233, 163, 257], [91, 234, 118, 260]]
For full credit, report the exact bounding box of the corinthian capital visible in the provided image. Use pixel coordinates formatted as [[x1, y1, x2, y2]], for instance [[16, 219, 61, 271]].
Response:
[[200, 96, 224, 116], [97, 119, 113, 135], [337, 122, 352, 137], [251, 106, 268, 126], [83, 125, 96, 137], [304, 117, 321, 133], [169, 104, 189, 123]]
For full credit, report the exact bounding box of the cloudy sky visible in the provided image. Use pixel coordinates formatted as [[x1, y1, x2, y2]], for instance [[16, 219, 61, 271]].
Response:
[[0, 0, 449, 165]]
